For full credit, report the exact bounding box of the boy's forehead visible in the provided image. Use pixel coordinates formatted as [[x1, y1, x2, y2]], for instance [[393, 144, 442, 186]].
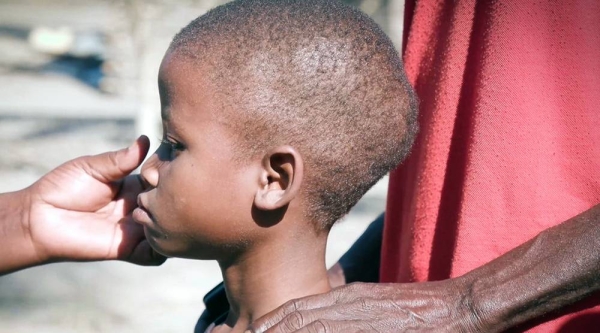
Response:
[[158, 51, 185, 86], [157, 51, 201, 120], [158, 51, 237, 125]]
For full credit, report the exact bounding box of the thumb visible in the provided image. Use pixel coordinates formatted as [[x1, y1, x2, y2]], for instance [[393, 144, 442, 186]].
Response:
[[78, 135, 150, 183]]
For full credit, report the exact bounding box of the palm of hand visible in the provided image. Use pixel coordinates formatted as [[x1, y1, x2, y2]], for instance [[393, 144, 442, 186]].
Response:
[[25, 138, 164, 266], [28, 160, 134, 262]]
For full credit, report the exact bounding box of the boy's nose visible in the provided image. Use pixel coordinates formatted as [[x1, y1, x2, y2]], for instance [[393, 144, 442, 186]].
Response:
[[140, 153, 159, 188]]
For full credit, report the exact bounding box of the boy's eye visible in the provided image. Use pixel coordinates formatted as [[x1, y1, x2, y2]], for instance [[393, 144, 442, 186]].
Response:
[[161, 138, 185, 151], [160, 138, 185, 158]]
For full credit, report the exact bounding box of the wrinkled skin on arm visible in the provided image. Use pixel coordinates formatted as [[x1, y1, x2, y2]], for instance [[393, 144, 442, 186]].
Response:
[[248, 280, 481, 333], [248, 204, 600, 332]]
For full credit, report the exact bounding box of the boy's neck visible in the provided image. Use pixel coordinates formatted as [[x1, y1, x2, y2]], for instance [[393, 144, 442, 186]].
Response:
[[218, 228, 331, 332]]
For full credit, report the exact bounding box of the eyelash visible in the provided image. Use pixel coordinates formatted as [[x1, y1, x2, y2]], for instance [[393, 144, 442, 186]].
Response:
[[159, 138, 185, 152]]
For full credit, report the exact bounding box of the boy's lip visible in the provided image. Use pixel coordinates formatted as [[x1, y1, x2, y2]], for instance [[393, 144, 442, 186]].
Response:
[[133, 195, 153, 225], [132, 207, 152, 225]]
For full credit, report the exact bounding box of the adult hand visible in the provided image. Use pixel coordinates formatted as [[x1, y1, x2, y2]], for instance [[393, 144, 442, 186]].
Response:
[[248, 205, 600, 333], [248, 280, 486, 333], [23, 135, 165, 267], [194, 263, 353, 333]]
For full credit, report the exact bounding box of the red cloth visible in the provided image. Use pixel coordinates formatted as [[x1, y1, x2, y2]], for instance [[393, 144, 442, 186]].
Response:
[[380, 0, 600, 331]]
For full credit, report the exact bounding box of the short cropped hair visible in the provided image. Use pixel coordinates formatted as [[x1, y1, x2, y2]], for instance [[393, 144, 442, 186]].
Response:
[[170, 0, 418, 230]]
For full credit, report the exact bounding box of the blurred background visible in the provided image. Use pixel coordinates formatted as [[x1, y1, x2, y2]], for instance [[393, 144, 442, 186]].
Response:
[[0, 0, 403, 332]]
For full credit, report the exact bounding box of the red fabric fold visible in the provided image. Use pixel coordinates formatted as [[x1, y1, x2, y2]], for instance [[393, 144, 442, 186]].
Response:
[[381, 0, 600, 331]]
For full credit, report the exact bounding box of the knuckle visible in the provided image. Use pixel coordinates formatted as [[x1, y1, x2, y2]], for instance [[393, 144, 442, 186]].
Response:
[[346, 282, 361, 292], [282, 298, 301, 315], [107, 150, 119, 165], [283, 311, 306, 330], [356, 297, 369, 311], [346, 282, 368, 295], [107, 151, 123, 171], [332, 285, 352, 303], [71, 155, 89, 169], [307, 320, 330, 333], [332, 282, 368, 305], [74, 156, 96, 178]]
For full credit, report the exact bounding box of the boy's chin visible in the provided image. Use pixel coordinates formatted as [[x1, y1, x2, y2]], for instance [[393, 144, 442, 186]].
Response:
[[146, 237, 239, 261]]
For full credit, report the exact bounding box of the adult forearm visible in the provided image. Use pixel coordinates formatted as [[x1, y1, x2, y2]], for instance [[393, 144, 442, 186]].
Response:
[[0, 190, 39, 275], [249, 206, 600, 333], [464, 204, 600, 331]]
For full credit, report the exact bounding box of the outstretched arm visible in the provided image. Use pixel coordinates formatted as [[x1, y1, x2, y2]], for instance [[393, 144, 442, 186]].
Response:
[[0, 136, 166, 276], [465, 203, 600, 331], [1, 190, 37, 274], [249, 204, 600, 332]]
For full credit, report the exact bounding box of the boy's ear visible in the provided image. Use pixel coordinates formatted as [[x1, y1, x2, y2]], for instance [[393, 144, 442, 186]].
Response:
[[254, 145, 304, 211]]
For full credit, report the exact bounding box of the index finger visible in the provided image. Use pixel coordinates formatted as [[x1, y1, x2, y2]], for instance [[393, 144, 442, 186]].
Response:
[[247, 291, 340, 333]]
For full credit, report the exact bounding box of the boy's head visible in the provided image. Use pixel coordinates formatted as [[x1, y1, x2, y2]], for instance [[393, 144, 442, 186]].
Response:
[[137, 0, 418, 259]]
